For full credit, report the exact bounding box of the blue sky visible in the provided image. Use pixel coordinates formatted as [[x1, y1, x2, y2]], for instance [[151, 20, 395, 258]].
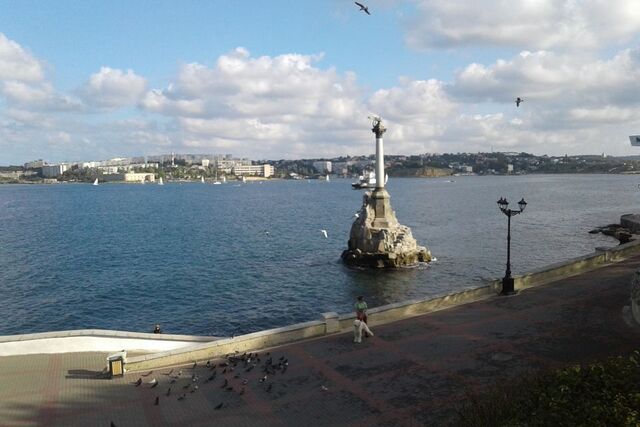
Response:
[[0, 0, 639, 163]]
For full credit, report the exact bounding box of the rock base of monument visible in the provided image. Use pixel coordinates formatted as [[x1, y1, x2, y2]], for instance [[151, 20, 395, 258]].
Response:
[[342, 189, 432, 268]]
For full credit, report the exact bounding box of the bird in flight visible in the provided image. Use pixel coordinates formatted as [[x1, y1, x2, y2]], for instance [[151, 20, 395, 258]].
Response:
[[355, 2, 370, 15], [515, 97, 524, 107], [320, 229, 328, 239]]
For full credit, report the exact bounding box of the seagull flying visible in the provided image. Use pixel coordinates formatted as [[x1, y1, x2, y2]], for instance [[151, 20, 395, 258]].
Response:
[[515, 97, 524, 107], [355, 2, 370, 15], [320, 229, 328, 239]]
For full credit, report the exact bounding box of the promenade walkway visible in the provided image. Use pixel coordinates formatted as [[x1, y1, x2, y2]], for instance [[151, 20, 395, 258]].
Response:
[[3, 255, 640, 426]]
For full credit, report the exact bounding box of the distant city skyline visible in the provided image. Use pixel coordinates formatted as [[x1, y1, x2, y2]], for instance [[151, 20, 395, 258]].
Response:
[[0, 0, 639, 164]]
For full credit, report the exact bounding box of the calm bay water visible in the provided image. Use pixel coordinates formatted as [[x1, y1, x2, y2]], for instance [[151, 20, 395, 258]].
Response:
[[0, 175, 635, 336]]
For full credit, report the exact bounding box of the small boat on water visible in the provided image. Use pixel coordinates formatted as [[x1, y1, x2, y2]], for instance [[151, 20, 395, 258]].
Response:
[[158, 177, 164, 185], [351, 172, 387, 189], [325, 174, 330, 182], [93, 178, 98, 186], [241, 176, 247, 183]]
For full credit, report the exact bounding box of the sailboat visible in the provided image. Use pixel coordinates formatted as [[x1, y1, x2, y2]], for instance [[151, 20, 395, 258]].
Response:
[[213, 169, 222, 185], [158, 177, 164, 186], [93, 178, 98, 186], [241, 176, 247, 184], [222, 175, 226, 183], [201, 176, 205, 184], [325, 174, 330, 182]]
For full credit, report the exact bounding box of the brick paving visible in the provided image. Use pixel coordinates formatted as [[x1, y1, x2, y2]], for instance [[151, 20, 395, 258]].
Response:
[[3, 255, 640, 426]]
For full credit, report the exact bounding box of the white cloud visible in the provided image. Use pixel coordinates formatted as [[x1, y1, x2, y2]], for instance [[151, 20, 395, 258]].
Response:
[[405, 0, 640, 50], [81, 67, 146, 108], [0, 33, 44, 82]]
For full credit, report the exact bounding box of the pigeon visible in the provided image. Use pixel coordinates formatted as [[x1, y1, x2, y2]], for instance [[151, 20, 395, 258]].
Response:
[[260, 375, 267, 383], [134, 378, 142, 386], [214, 402, 223, 410], [166, 388, 172, 396], [515, 97, 524, 107], [154, 396, 159, 406], [151, 381, 159, 389], [355, 1, 370, 15], [242, 379, 249, 385], [191, 385, 199, 393]]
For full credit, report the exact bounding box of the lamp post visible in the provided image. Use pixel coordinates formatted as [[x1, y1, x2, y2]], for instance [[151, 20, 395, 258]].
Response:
[[497, 197, 527, 295]]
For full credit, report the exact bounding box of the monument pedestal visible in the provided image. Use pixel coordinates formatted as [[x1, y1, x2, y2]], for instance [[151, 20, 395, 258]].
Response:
[[342, 190, 432, 268]]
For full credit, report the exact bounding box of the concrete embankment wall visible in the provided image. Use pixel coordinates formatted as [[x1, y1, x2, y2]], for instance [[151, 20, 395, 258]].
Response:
[[0, 329, 213, 356], [4, 240, 640, 369], [123, 240, 640, 372]]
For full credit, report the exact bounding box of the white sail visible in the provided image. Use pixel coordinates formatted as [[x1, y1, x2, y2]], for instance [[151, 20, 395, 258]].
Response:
[[201, 176, 205, 183], [222, 175, 226, 183], [93, 178, 98, 186], [242, 176, 246, 183], [158, 177, 164, 185], [325, 174, 330, 181]]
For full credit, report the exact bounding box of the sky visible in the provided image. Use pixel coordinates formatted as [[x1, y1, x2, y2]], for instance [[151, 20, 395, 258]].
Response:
[[0, 0, 639, 164]]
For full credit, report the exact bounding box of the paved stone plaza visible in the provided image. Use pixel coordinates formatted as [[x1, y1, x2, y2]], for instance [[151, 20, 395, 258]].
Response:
[[3, 255, 640, 426]]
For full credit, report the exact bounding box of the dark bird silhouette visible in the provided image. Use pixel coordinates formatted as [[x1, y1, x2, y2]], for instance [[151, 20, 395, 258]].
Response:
[[154, 396, 159, 406], [515, 97, 524, 107], [355, 2, 370, 15], [166, 387, 172, 396], [134, 378, 142, 386], [206, 360, 211, 367], [215, 402, 223, 410], [151, 381, 159, 388]]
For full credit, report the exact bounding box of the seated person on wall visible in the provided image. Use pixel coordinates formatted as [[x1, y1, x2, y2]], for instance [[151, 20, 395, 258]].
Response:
[[153, 324, 162, 334]]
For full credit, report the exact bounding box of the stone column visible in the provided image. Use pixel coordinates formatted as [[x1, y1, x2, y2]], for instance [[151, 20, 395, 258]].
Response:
[[373, 118, 386, 190]]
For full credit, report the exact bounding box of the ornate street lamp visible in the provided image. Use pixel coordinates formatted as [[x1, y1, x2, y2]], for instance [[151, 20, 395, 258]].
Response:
[[497, 197, 527, 295]]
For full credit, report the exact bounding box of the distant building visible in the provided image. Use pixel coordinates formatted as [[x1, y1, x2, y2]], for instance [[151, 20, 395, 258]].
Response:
[[98, 166, 119, 174], [24, 159, 46, 169], [312, 161, 332, 174], [124, 172, 155, 183], [202, 159, 210, 167], [232, 164, 274, 178], [507, 164, 514, 173], [41, 164, 68, 178]]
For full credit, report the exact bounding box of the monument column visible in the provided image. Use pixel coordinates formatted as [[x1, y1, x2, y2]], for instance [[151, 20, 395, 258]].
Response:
[[373, 117, 386, 190]]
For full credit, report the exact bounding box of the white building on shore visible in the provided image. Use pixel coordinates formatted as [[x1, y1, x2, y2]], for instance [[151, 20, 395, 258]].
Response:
[[232, 164, 274, 178], [41, 164, 68, 177]]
